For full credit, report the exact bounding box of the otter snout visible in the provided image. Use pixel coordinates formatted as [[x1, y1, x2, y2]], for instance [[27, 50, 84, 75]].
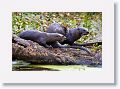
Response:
[[62, 35, 66, 40], [82, 31, 89, 35], [86, 31, 89, 34], [81, 31, 89, 36], [58, 34, 66, 39], [60, 35, 66, 42]]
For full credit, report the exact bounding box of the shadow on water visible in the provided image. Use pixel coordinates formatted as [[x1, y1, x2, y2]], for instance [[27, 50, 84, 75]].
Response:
[[12, 63, 102, 71], [12, 66, 59, 71]]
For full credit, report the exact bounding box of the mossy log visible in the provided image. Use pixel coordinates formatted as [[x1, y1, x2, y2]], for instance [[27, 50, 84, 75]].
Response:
[[12, 35, 101, 65]]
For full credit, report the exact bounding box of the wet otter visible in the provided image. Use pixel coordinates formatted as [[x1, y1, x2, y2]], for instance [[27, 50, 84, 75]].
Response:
[[47, 23, 91, 54], [62, 27, 89, 45], [47, 23, 89, 45], [19, 30, 66, 48]]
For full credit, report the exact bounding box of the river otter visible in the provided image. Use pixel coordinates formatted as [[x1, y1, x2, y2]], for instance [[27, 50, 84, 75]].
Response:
[[19, 30, 66, 48], [47, 23, 89, 45], [47, 23, 91, 54]]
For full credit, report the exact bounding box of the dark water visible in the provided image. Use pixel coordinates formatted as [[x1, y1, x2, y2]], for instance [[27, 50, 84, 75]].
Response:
[[12, 63, 102, 71]]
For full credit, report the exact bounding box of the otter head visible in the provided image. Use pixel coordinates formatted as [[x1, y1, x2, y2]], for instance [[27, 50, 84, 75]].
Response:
[[77, 27, 89, 36], [51, 33, 66, 42]]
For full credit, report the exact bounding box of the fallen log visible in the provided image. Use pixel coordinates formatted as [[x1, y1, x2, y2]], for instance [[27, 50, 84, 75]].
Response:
[[12, 34, 101, 65]]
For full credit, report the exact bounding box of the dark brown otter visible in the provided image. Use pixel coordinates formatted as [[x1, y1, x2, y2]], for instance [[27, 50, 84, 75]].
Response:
[[47, 23, 89, 45], [19, 30, 66, 48], [47, 23, 91, 54]]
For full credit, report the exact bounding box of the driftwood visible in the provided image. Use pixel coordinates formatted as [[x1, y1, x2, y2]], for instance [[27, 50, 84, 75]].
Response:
[[12, 34, 102, 65]]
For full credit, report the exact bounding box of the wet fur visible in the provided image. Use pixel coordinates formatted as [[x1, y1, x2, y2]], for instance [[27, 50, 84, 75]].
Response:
[[19, 30, 65, 48]]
